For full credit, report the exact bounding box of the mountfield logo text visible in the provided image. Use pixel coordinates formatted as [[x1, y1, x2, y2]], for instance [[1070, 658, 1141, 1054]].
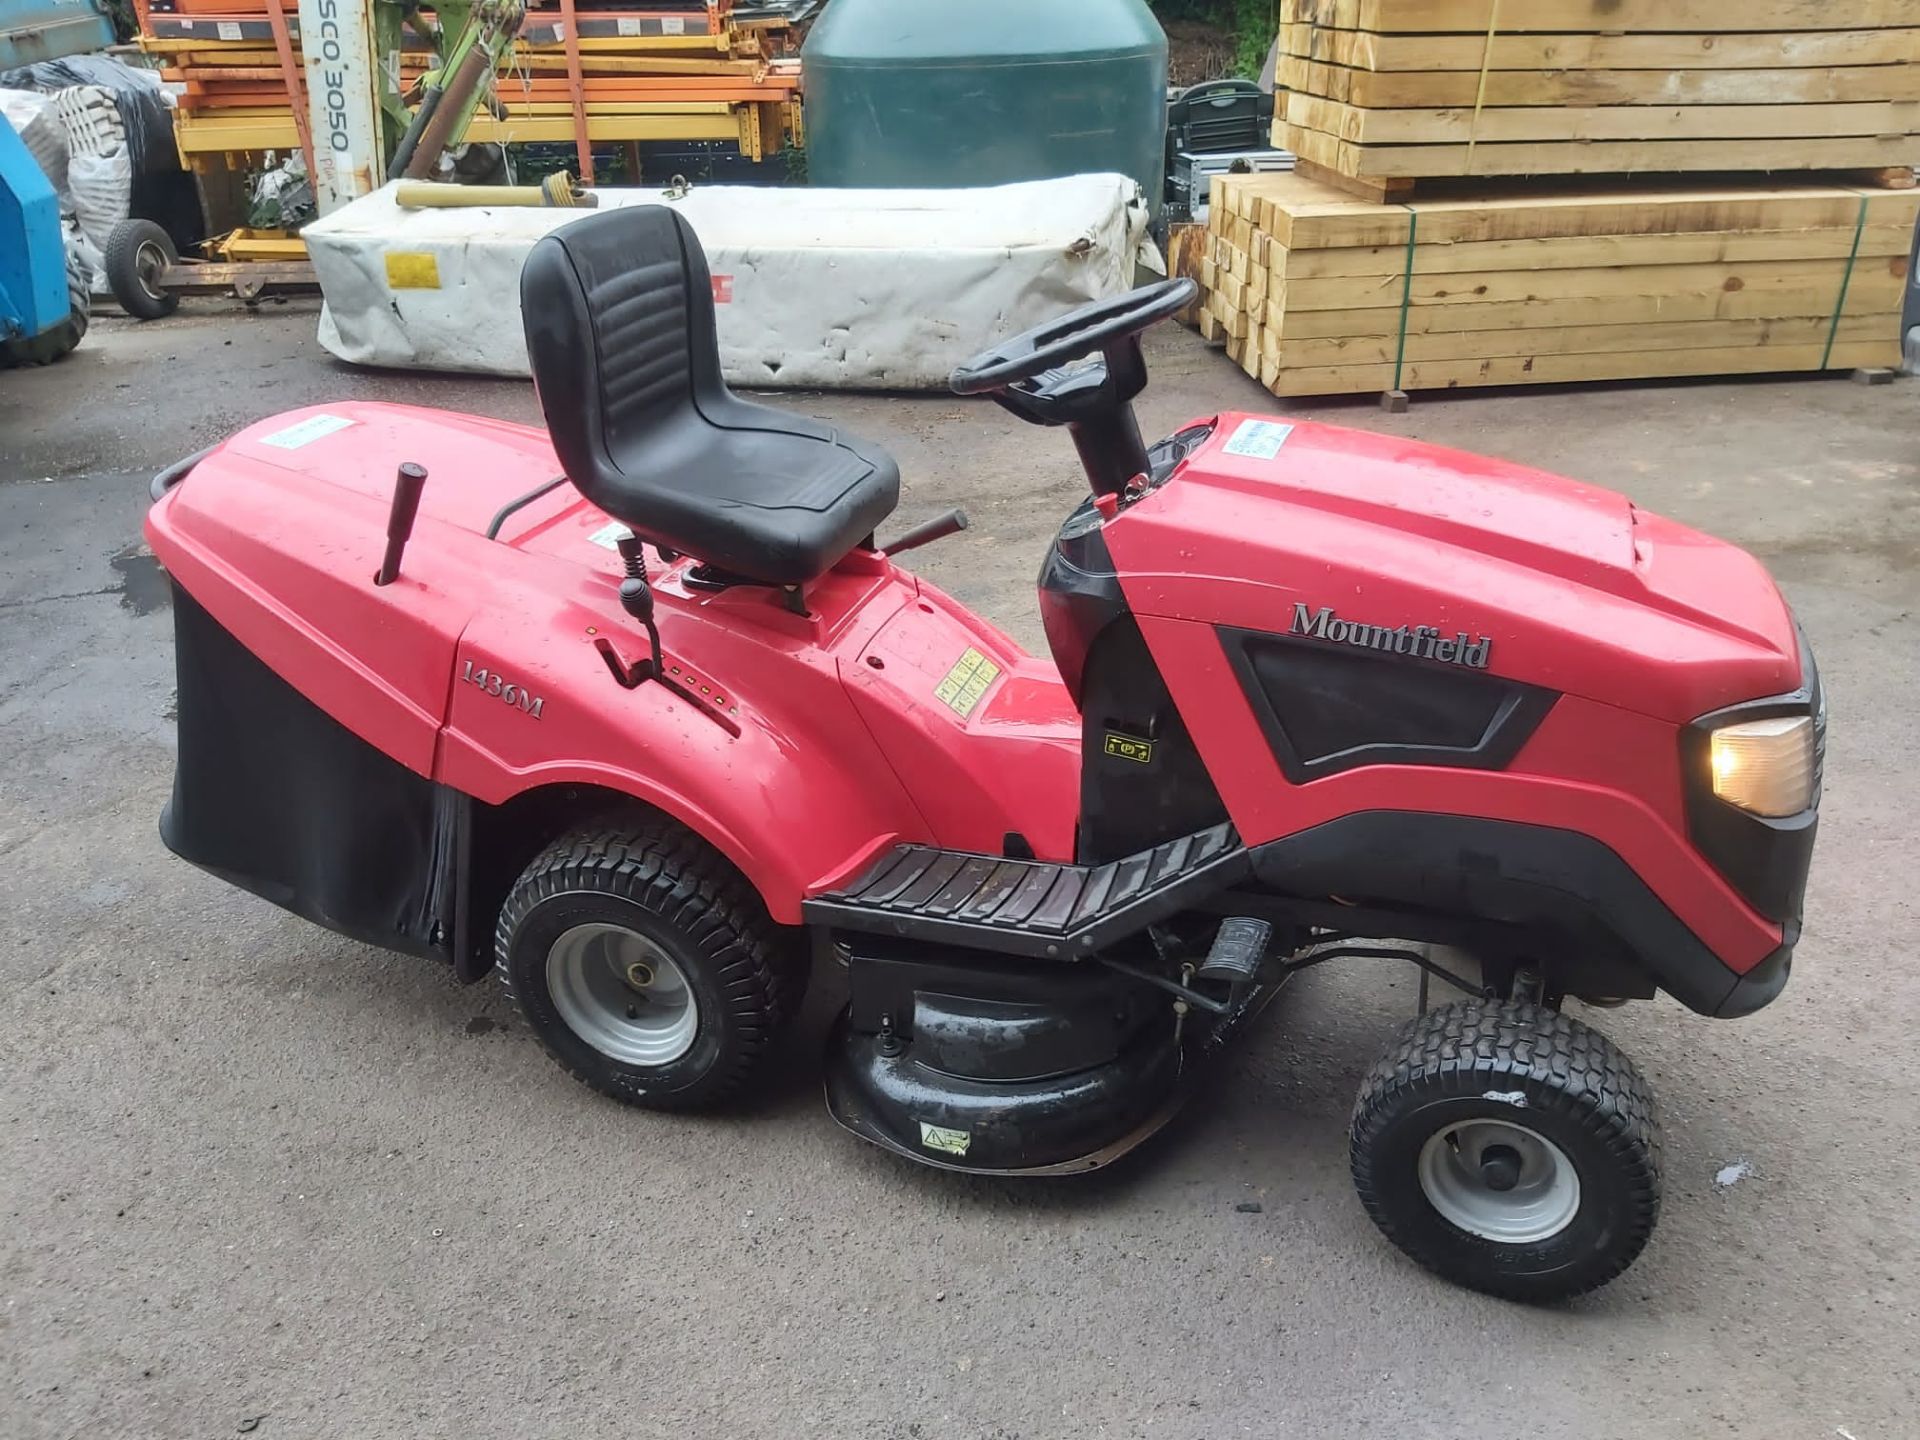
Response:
[[1290, 604, 1492, 669]]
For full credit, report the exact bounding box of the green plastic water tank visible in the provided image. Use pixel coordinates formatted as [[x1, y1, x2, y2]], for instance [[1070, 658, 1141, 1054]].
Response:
[[802, 0, 1168, 214]]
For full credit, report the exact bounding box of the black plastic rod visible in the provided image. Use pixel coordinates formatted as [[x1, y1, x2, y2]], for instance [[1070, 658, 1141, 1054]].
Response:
[[882, 508, 970, 556], [374, 462, 429, 586]]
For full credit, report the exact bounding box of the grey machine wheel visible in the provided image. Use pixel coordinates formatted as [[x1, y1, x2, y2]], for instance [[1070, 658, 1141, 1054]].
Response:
[[104, 218, 179, 320], [1350, 1000, 1661, 1302], [496, 819, 806, 1111]]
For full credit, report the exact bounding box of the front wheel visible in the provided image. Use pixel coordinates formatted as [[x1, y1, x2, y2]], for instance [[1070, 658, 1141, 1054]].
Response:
[[496, 820, 805, 1111], [1349, 1001, 1661, 1302]]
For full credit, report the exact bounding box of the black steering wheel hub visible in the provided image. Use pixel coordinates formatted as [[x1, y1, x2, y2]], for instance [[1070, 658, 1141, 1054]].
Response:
[[949, 278, 1199, 497]]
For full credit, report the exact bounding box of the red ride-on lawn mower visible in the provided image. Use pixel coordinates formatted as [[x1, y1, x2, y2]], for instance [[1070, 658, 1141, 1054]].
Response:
[[147, 207, 1821, 1301]]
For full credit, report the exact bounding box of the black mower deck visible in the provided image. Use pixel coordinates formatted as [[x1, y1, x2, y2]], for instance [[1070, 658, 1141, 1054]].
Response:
[[803, 823, 1247, 959]]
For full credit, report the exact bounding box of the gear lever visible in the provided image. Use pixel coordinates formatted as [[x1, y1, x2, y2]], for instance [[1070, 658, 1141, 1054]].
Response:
[[592, 535, 738, 737], [615, 535, 665, 679]]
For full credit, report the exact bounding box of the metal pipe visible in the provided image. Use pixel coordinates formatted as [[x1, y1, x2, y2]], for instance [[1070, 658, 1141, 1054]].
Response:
[[393, 178, 595, 209]]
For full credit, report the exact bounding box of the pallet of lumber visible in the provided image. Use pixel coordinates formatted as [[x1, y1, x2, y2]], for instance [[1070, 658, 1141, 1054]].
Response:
[[1278, 0, 1920, 186], [1191, 170, 1920, 397]]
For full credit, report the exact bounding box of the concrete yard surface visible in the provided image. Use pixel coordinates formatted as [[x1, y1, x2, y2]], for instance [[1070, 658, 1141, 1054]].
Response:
[[3, 303, 1918, 1439]]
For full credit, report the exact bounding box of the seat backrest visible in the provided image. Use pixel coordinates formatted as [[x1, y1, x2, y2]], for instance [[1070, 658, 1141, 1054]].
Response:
[[521, 204, 724, 496], [520, 205, 900, 585]]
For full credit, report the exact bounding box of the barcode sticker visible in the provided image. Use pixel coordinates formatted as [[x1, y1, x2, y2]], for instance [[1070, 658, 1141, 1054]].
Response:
[[661, 16, 685, 33], [216, 20, 242, 38], [616, 17, 642, 34]]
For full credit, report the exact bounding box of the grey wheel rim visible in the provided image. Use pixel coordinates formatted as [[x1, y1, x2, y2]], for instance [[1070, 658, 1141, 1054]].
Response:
[[1416, 1117, 1581, 1244], [135, 241, 168, 299], [546, 923, 698, 1067]]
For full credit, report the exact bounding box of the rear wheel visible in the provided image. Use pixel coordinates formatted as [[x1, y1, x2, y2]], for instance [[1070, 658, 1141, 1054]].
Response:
[[1349, 1000, 1660, 1302], [496, 819, 805, 1111], [104, 218, 179, 320]]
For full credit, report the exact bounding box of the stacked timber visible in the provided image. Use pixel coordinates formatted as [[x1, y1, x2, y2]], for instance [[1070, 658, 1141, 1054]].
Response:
[[1278, 0, 1920, 193], [1198, 171, 1920, 397]]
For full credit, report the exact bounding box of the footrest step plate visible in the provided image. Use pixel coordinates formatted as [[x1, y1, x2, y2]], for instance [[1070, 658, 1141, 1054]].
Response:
[[803, 823, 1248, 961]]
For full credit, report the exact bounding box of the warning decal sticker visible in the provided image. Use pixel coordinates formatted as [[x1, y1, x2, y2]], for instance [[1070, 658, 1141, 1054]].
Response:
[[919, 1121, 971, 1157], [933, 647, 1001, 719]]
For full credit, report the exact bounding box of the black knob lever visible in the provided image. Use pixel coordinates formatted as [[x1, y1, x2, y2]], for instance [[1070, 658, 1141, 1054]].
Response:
[[613, 534, 664, 679], [374, 462, 428, 586], [881, 508, 970, 557], [619, 574, 655, 627], [591, 531, 741, 739]]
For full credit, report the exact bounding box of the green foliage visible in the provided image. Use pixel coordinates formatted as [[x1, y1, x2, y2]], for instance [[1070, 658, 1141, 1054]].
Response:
[[1149, 0, 1275, 79], [1231, 0, 1277, 77]]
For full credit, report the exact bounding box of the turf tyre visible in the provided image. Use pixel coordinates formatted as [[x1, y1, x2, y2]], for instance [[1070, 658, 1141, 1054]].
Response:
[[1350, 1000, 1661, 1302], [496, 819, 804, 1111]]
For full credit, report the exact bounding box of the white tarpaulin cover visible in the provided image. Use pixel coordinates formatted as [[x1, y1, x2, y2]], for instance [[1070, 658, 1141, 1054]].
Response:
[[306, 175, 1152, 389]]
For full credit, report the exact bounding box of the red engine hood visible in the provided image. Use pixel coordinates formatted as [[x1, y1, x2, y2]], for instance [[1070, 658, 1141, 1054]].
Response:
[[1111, 414, 1801, 722]]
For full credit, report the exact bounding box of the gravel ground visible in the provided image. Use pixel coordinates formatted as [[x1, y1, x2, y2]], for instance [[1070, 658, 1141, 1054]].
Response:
[[3, 301, 1917, 1439]]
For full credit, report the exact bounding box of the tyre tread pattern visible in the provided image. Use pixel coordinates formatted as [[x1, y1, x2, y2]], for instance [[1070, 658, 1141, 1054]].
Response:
[[1351, 1000, 1661, 1301], [495, 816, 801, 1110]]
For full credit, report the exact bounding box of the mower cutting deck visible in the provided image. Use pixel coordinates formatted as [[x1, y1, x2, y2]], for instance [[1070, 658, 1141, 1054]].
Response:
[[146, 204, 1822, 1302]]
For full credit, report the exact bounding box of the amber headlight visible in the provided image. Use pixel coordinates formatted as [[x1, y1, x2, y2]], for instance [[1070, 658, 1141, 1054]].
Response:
[[1709, 715, 1816, 817]]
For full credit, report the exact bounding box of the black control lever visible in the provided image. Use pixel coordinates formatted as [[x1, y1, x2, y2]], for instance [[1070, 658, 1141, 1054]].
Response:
[[596, 535, 740, 736], [373, 462, 428, 586], [881, 508, 970, 557], [614, 535, 665, 677]]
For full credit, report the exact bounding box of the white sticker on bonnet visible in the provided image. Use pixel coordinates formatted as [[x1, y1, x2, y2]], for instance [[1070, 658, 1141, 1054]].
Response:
[[1221, 419, 1294, 461], [258, 413, 357, 450]]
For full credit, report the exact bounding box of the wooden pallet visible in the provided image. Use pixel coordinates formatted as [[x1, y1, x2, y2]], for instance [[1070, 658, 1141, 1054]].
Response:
[[1279, 0, 1920, 186], [1185, 170, 1919, 400]]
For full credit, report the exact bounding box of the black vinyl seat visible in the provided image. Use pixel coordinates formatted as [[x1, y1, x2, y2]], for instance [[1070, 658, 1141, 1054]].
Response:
[[521, 206, 900, 585]]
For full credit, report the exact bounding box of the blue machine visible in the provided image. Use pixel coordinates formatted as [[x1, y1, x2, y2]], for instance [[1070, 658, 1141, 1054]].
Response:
[[0, 0, 115, 69], [1, 103, 85, 364]]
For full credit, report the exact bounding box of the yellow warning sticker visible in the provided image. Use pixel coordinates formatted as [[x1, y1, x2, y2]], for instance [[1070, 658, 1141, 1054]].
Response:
[[932, 647, 1001, 719], [1104, 733, 1155, 765], [385, 252, 442, 289], [919, 1121, 971, 1157]]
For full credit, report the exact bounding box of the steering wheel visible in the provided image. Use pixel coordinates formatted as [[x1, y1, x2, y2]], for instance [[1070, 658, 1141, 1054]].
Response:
[[949, 278, 1197, 429]]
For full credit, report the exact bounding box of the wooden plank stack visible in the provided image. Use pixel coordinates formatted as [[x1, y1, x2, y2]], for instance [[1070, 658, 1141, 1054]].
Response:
[[1278, 0, 1920, 190], [1197, 171, 1920, 396], [1180, 3, 1920, 398]]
